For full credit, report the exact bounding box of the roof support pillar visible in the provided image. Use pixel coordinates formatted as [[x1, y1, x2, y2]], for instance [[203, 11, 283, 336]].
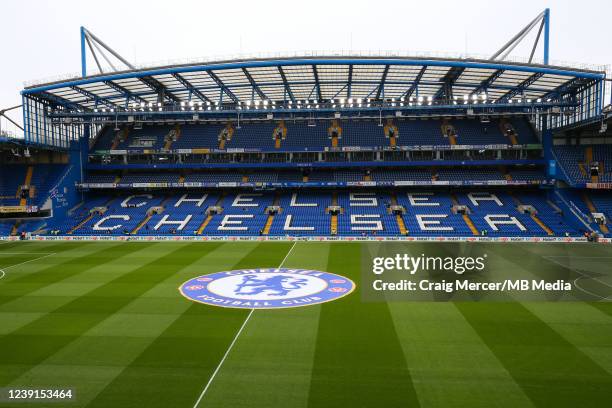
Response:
[[543, 8, 550, 64], [80, 26, 87, 77]]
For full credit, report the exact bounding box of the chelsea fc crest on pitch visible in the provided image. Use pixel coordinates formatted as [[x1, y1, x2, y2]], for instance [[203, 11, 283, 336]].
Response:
[[179, 268, 355, 309]]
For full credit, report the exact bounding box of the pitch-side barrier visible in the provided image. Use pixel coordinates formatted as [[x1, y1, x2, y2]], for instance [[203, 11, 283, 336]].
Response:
[[0, 235, 597, 243]]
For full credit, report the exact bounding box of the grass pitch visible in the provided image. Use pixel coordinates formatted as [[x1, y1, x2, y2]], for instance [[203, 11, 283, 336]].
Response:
[[1, 240, 612, 407]]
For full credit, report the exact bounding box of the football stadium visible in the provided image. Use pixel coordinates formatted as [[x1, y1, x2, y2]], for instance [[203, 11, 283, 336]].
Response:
[[1, 4, 612, 407]]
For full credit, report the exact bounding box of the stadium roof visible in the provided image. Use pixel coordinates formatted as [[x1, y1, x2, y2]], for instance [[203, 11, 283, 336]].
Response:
[[22, 56, 605, 111]]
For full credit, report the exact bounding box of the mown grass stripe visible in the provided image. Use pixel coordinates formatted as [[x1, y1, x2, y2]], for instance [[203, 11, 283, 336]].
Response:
[[199, 242, 328, 408], [0, 242, 208, 386], [455, 302, 612, 407], [0, 243, 125, 306], [9, 242, 227, 407], [445, 243, 612, 406], [384, 241, 533, 407], [0, 244, 144, 332], [523, 302, 612, 376], [307, 242, 420, 408], [87, 242, 294, 408]]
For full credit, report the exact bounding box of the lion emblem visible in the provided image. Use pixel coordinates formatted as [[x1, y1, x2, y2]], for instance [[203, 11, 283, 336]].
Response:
[[234, 274, 309, 296]]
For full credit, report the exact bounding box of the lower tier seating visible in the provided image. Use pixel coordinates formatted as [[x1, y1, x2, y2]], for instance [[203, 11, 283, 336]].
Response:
[[41, 189, 581, 237]]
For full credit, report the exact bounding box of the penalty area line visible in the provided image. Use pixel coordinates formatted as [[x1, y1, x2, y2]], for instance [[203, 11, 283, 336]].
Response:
[[192, 241, 297, 408]]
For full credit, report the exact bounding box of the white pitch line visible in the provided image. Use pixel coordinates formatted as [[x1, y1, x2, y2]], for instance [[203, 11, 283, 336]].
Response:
[[543, 255, 612, 300], [0, 252, 56, 255], [0, 253, 57, 281], [192, 241, 298, 408]]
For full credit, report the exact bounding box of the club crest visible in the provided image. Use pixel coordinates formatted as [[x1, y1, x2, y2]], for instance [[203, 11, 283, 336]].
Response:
[[179, 268, 355, 309]]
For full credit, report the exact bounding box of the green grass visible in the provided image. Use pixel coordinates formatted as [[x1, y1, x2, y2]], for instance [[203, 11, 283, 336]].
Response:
[[1, 241, 612, 407]]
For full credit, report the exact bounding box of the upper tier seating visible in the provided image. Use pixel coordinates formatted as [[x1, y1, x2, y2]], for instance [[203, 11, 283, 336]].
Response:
[[91, 118, 540, 153], [452, 119, 508, 145], [509, 118, 539, 144]]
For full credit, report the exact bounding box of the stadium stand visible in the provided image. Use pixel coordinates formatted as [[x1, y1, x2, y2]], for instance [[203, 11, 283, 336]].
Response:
[[47, 189, 580, 238]]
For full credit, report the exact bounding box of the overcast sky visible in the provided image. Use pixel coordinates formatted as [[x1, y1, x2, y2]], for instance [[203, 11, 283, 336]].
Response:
[[1, 0, 611, 132]]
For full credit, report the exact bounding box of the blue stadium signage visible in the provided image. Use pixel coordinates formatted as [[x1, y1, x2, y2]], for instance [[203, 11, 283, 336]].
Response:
[[179, 268, 355, 309]]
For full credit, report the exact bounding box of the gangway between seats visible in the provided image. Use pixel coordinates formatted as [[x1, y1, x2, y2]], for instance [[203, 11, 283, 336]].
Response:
[[384, 119, 399, 148], [132, 197, 170, 235], [273, 121, 287, 149], [441, 119, 457, 145], [164, 124, 181, 150], [328, 120, 342, 148], [499, 119, 519, 145], [218, 123, 234, 149], [390, 193, 408, 235], [514, 196, 554, 236], [328, 192, 340, 235], [451, 196, 479, 235], [262, 193, 282, 235], [111, 127, 130, 150], [197, 193, 226, 235], [18, 166, 34, 206], [582, 193, 610, 234]]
